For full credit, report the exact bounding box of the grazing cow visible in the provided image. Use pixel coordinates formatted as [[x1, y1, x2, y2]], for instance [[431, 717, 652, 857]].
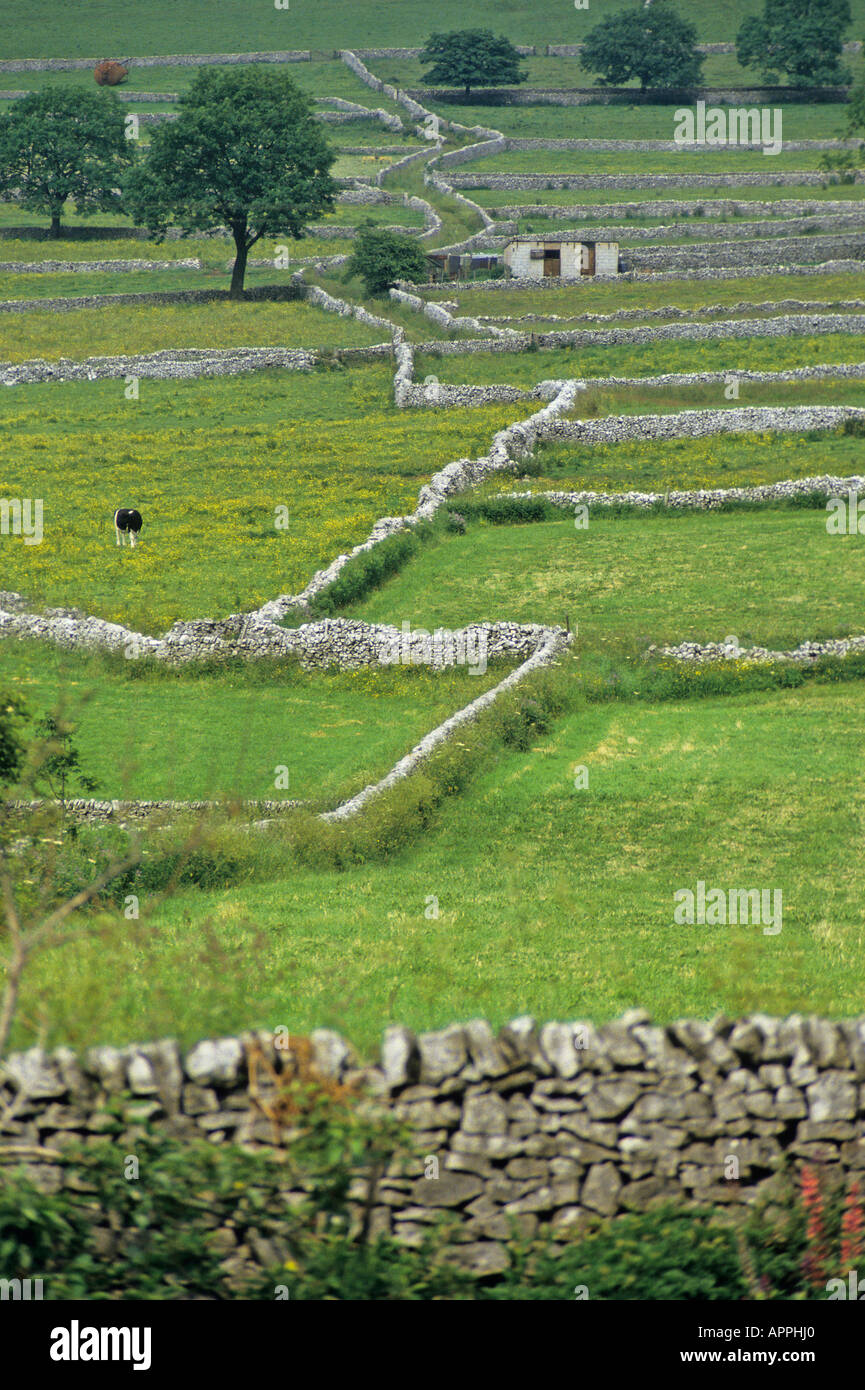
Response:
[[114, 508, 143, 548]]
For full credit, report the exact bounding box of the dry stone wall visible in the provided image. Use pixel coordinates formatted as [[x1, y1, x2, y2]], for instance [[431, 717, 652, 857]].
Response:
[[0, 282, 302, 318], [0, 51, 312, 72], [451, 172, 864, 190], [498, 472, 865, 516], [539, 404, 865, 448], [391, 311, 865, 356], [417, 84, 850, 107], [625, 232, 865, 272], [7, 1011, 865, 1275], [0, 346, 320, 387], [0, 257, 201, 274], [478, 299, 865, 327], [490, 198, 862, 221], [490, 213, 865, 245]]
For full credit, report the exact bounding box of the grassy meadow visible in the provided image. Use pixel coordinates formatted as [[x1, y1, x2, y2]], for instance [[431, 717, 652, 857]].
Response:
[[0, 368, 531, 631], [1, 640, 513, 806], [0, 297, 388, 362], [416, 334, 865, 388], [495, 423, 865, 492], [10, 0, 860, 55], [343, 506, 865, 653], [14, 675, 865, 1054], [3, 0, 865, 1073], [420, 271, 865, 317]]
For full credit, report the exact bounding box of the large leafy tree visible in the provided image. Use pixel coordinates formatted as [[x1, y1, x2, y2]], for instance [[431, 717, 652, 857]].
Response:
[[344, 225, 429, 297], [124, 67, 337, 297], [580, 2, 703, 90], [419, 30, 526, 97], [737, 0, 852, 86], [0, 87, 132, 237]]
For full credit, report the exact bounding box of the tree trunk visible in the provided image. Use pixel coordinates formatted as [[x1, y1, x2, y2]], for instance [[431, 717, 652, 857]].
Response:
[[49, 212, 61, 238], [229, 223, 249, 299]]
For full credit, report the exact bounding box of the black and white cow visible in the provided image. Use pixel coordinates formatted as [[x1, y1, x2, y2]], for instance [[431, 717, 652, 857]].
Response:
[[114, 508, 143, 548]]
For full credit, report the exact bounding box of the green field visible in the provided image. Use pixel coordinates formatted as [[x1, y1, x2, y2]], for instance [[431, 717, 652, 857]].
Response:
[[0, 368, 530, 631], [0, 640, 511, 806], [15, 676, 865, 1053], [4, 0, 865, 1083], [427, 102, 855, 142], [342, 507, 865, 652], [0, 296, 389, 362], [10, 0, 862, 55], [518, 427, 865, 493], [421, 271, 865, 317], [416, 333, 865, 387], [455, 147, 839, 175], [0, 58, 408, 117], [560, 378, 865, 420]]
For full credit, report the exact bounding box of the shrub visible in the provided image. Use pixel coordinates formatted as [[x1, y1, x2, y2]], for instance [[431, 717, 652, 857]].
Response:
[[307, 526, 427, 617], [482, 1207, 747, 1301], [343, 226, 429, 297], [0, 1074, 423, 1300], [453, 496, 551, 525]]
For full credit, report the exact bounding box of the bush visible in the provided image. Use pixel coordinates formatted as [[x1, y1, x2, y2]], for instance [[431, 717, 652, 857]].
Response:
[[495, 695, 551, 751], [452, 496, 551, 525], [308, 525, 428, 616], [481, 1207, 746, 1300], [0, 1078, 423, 1300], [343, 225, 429, 297]]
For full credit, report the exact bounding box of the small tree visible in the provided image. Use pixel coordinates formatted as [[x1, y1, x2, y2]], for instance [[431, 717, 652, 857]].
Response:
[[0, 87, 133, 237], [344, 225, 429, 297], [123, 67, 337, 298], [737, 0, 852, 87], [419, 29, 526, 98], [580, 2, 703, 90], [32, 715, 97, 824]]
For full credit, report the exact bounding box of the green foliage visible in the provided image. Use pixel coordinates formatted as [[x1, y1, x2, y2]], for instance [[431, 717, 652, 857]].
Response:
[[843, 60, 865, 149], [0, 692, 27, 791], [343, 224, 429, 297], [253, 1230, 472, 1300], [419, 29, 527, 96], [580, 2, 703, 91], [0, 86, 133, 236], [736, 0, 852, 86], [3, 1163, 847, 1301], [497, 695, 551, 750], [484, 1208, 747, 1300], [123, 67, 337, 296], [0, 1092, 415, 1300], [308, 525, 428, 617], [31, 714, 96, 805], [451, 496, 550, 525]]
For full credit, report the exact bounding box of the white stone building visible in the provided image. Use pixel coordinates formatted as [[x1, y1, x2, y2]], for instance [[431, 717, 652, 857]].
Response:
[[503, 235, 620, 280]]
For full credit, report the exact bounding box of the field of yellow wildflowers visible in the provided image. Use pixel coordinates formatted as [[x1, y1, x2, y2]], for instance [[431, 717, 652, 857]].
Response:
[[0, 365, 531, 631]]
